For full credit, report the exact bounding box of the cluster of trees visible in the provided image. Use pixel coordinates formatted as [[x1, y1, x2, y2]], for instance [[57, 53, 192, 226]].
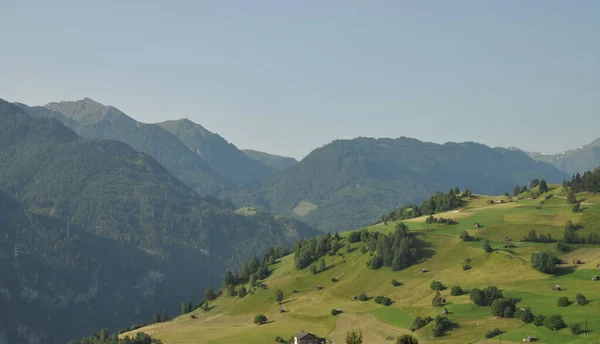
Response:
[[224, 247, 289, 288], [563, 220, 600, 245], [374, 295, 393, 306], [563, 168, 600, 193], [293, 232, 342, 269], [450, 286, 464, 296], [68, 330, 161, 344], [425, 215, 457, 225], [431, 316, 453, 337], [484, 328, 503, 339], [365, 223, 418, 271], [530, 251, 556, 273], [459, 230, 475, 242], [470, 286, 503, 306], [380, 189, 465, 223], [521, 229, 556, 243], [410, 316, 433, 331], [430, 281, 445, 291], [534, 314, 566, 331]]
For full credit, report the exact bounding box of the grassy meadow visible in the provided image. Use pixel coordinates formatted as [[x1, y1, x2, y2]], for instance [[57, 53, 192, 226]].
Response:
[[121, 186, 600, 344]]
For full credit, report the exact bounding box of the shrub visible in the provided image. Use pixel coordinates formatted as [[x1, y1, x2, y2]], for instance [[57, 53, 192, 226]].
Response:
[[253, 314, 267, 324], [519, 308, 534, 323], [359, 245, 368, 253], [432, 316, 452, 337], [310, 265, 317, 275], [569, 323, 583, 335], [576, 293, 587, 305], [391, 279, 402, 287], [557, 297, 570, 307], [544, 314, 566, 331], [572, 203, 581, 212], [491, 298, 516, 317], [331, 309, 341, 316], [430, 281, 444, 291], [432, 291, 442, 307], [533, 314, 546, 327], [450, 286, 463, 296], [482, 239, 493, 252], [410, 316, 433, 331], [238, 286, 247, 298], [374, 296, 393, 306], [396, 334, 419, 344], [530, 251, 556, 273], [484, 328, 503, 339], [462, 262, 471, 270], [331, 277, 338, 283], [358, 292, 368, 301], [459, 230, 473, 241]]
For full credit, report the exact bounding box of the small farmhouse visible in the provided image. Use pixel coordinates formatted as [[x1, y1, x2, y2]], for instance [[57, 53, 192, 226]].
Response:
[[294, 330, 326, 344]]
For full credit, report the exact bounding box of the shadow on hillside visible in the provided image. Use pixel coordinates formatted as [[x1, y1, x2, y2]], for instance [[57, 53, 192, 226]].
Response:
[[261, 320, 275, 325], [553, 266, 577, 277], [281, 298, 297, 305], [411, 233, 436, 261]]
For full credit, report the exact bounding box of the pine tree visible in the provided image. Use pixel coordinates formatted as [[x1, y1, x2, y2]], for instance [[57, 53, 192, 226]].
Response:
[[153, 313, 161, 323], [181, 302, 187, 315], [160, 311, 168, 322]]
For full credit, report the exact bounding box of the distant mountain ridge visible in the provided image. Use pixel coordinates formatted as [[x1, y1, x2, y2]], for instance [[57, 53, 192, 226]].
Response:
[[242, 149, 299, 171], [526, 137, 600, 176], [156, 119, 277, 182], [225, 137, 569, 232]]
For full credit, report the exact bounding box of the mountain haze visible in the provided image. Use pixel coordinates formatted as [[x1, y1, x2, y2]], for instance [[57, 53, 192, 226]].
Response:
[[41, 98, 226, 196], [227, 137, 569, 232], [242, 149, 299, 171], [527, 137, 600, 175], [0, 99, 318, 343], [156, 119, 277, 182]]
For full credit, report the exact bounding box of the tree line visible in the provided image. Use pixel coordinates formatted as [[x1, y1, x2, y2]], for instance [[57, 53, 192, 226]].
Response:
[[380, 188, 465, 223], [563, 168, 600, 193]]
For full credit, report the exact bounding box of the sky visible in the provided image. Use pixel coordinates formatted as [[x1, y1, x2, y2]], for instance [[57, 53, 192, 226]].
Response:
[[1, 1, 599, 160]]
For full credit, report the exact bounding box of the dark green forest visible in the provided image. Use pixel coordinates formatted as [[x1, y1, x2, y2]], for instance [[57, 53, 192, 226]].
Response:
[[0, 99, 318, 343], [225, 138, 568, 232], [380, 188, 464, 223]]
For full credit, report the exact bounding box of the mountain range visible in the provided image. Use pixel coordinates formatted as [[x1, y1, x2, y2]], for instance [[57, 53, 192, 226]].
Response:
[[0, 99, 317, 343], [1, 96, 598, 342]]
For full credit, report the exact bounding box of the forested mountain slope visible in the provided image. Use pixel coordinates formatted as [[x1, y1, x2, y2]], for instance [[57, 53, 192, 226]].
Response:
[[242, 149, 299, 171], [226, 137, 569, 232], [156, 119, 277, 182], [0, 99, 318, 343], [37, 98, 227, 196]]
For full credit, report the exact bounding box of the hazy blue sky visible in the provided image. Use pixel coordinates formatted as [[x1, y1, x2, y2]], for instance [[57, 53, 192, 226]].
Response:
[[1, 1, 599, 160]]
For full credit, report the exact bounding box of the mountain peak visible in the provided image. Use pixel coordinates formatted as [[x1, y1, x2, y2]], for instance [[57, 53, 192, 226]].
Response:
[[44, 98, 134, 126]]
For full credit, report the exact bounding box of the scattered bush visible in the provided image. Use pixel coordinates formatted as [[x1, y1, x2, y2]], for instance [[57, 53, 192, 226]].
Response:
[[431, 316, 452, 337], [374, 296, 393, 306], [358, 292, 368, 301], [310, 265, 317, 275], [459, 230, 474, 241], [518, 308, 534, 323], [482, 239, 493, 253], [253, 314, 267, 325], [238, 286, 247, 298], [410, 316, 433, 331], [331, 277, 338, 283], [572, 203, 581, 213], [331, 309, 342, 316], [430, 281, 444, 291], [569, 323, 583, 335], [533, 314, 546, 327], [557, 297, 570, 307], [348, 231, 361, 243], [432, 291, 443, 307], [484, 328, 503, 339], [391, 279, 402, 287], [462, 261, 471, 270], [576, 293, 587, 305], [544, 314, 566, 331], [396, 334, 419, 344], [450, 286, 463, 296]]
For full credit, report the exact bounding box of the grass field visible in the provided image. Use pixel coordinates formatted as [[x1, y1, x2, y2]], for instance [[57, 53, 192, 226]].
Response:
[[121, 186, 600, 344]]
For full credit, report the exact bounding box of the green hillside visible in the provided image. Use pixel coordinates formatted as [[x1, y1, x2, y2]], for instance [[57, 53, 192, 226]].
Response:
[[226, 137, 569, 232], [156, 119, 277, 182], [242, 149, 299, 171], [121, 186, 600, 344], [0, 99, 318, 343]]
